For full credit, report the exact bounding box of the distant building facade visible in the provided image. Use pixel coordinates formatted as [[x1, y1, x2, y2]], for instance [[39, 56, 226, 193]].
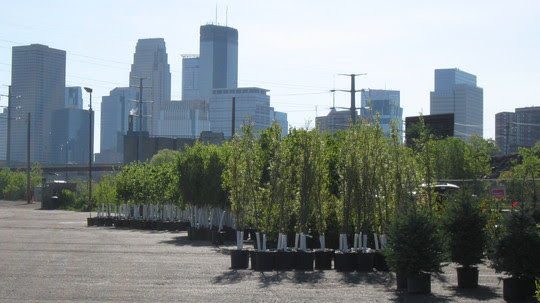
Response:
[[430, 68, 483, 140], [153, 100, 210, 139], [316, 109, 353, 134], [495, 106, 540, 155], [273, 111, 289, 137], [199, 25, 238, 100], [182, 55, 201, 101], [50, 108, 90, 164], [209, 87, 275, 138], [10, 44, 66, 164], [360, 89, 403, 138], [98, 87, 138, 164], [65, 87, 83, 109], [405, 113, 455, 146]]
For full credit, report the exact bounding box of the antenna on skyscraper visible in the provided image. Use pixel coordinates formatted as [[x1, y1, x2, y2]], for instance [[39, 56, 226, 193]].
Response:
[[215, 4, 218, 25], [226, 6, 228, 26]]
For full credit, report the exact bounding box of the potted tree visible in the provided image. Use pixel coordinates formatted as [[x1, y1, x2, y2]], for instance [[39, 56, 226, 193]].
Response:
[[224, 125, 260, 269], [489, 203, 540, 301], [442, 192, 487, 288], [385, 207, 444, 294], [334, 125, 360, 272]]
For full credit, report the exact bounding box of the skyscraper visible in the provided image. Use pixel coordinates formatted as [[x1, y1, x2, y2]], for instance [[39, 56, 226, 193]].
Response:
[[199, 24, 238, 100], [360, 89, 403, 138], [97, 87, 138, 164], [430, 68, 483, 140], [10, 44, 66, 164], [182, 55, 201, 101], [65, 86, 83, 109], [129, 38, 171, 135]]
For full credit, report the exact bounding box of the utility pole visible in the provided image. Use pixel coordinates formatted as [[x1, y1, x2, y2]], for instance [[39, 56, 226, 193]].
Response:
[[331, 73, 367, 125], [129, 78, 153, 162], [231, 97, 236, 138], [26, 112, 30, 204]]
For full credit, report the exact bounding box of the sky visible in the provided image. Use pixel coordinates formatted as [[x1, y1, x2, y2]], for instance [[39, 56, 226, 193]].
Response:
[[0, 0, 539, 153]]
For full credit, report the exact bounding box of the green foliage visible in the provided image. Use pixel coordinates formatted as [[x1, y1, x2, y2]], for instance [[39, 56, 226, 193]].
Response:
[[149, 149, 180, 166], [489, 204, 540, 279], [94, 174, 117, 206], [385, 208, 445, 274], [442, 191, 487, 268], [57, 189, 87, 211], [2, 171, 26, 200], [177, 142, 228, 208], [223, 124, 262, 230], [0, 168, 10, 199]]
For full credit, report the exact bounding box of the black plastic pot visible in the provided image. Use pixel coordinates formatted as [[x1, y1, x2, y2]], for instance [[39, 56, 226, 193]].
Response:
[[87, 217, 95, 226], [355, 252, 374, 271], [373, 251, 389, 271], [113, 219, 123, 228], [334, 251, 355, 271], [275, 250, 296, 271], [250, 250, 257, 270], [255, 250, 275, 271], [314, 249, 334, 270], [156, 221, 165, 231], [143, 221, 152, 230], [211, 230, 225, 245], [96, 217, 105, 226], [407, 272, 431, 294], [104, 217, 113, 227], [502, 277, 535, 301], [396, 271, 408, 289], [230, 249, 250, 269], [295, 251, 314, 271], [456, 266, 478, 288]]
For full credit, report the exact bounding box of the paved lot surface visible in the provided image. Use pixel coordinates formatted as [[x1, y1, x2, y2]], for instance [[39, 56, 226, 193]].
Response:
[[0, 200, 509, 302]]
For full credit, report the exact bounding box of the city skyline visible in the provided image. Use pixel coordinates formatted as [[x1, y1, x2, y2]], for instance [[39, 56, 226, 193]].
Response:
[[0, 1, 539, 153]]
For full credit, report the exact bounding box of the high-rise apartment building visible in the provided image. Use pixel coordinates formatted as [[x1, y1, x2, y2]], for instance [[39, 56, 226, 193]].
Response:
[[430, 68, 483, 140], [65, 86, 83, 109], [129, 38, 171, 135], [316, 109, 353, 134], [97, 87, 138, 164], [199, 25, 238, 100], [495, 106, 540, 155], [182, 55, 201, 101], [360, 89, 403, 138], [10, 44, 66, 164]]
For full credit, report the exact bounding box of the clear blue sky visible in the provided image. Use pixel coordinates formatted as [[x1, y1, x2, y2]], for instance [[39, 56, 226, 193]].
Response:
[[1, 0, 539, 152]]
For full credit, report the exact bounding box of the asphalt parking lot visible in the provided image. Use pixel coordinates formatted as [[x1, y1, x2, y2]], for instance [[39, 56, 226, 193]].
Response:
[[0, 200, 508, 302]]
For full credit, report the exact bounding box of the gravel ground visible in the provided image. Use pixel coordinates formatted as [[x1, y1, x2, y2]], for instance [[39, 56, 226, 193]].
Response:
[[0, 200, 510, 302]]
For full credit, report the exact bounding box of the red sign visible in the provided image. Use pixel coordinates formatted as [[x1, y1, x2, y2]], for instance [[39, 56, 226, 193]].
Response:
[[491, 187, 506, 199]]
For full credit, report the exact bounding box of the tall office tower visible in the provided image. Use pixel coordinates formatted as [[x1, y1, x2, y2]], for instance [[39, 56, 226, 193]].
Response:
[[50, 108, 90, 164], [97, 87, 138, 164], [496, 106, 540, 155], [360, 89, 403, 138], [209, 87, 275, 138], [65, 87, 83, 109], [199, 25, 238, 100], [10, 44, 66, 164], [430, 68, 483, 140], [129, 38, 171, 134], [182, 55, 201, 101], [0, 108, 6, 161]]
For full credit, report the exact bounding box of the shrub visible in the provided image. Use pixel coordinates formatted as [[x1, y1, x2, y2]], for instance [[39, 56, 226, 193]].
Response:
[[385, 208, 444, 274], [442, 193, 487, 268]]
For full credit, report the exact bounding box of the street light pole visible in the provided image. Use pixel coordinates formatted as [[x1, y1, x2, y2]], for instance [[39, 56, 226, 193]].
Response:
[[84, 87, 93, 216], [7, 86, 12, 167], [26, 112, 30, 204]]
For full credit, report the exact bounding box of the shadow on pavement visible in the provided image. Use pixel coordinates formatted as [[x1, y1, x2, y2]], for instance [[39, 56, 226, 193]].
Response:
[[449, 285, 500, 301], [212, 270, 254, 284], [338, 271, 395, 288], [389, 292, 452, 303], [159, 235, 221, 247], [212, 269, 326, 287]]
